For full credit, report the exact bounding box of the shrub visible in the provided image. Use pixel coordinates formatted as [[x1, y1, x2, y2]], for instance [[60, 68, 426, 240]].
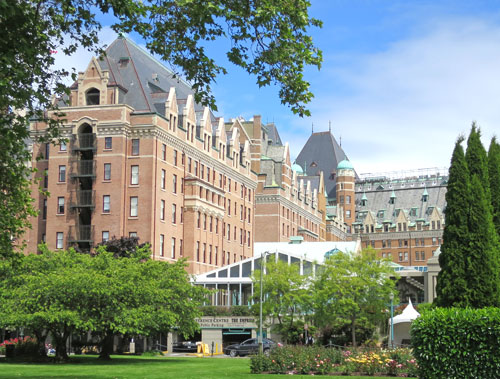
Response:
[[0, 336, 39, 357], [411, 307, 500, 378]]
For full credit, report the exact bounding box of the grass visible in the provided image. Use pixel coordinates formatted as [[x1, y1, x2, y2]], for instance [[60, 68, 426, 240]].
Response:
[[0, 355, 388, 378]]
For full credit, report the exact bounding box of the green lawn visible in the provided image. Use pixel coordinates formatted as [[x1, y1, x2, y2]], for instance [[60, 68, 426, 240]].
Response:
[[0, 355, 387, 378]]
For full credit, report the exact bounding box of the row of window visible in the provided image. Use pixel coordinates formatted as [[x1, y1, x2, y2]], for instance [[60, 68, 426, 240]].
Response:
[[52, 230, 137, 249], [195, 242, 243, 266], [281, 206, 319, 229], [159, 235, 182, 259], [194, 211, 251, 246], [382, 251, 427, 262], [366, 237, 441, 249]]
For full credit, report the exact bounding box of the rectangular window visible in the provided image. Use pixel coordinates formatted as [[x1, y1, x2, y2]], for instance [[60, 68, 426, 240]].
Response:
[[180, 239, 183, 256], [104, 163, 111, 180], [45, 143, 50, 159], [196, 241, 200, 261], [104, 137, 112, 150], [228, 178, 231, 192], [248, 231, 251, 247], [171, 238, 176, 259], [172, 204, 177, 224], [130, 196, 138, 217], [60, 141, 67, 151], [346, 210, 351, 218], [180, 207, 184, 223], [131, 165, 139, 185], [42, 199, 47, 220], [173, 150, 178, 166], [58, 165, 66, 182], [131, 139, 140, 156], [209, 245, 212, 264], [215, 246, 218, 265], [172, 174, 177, 194], [159, 234, 164, 257], [57, 197, 65, 214], [161, 169, 165, 189], [56, 232, 63, 249], [201, 164, 204, 180], [162, 144, 166, 160], [197, 211, 201, 228], [404, 252, 409, 261], [181, 152, 185, 166], [228, 199, 231, 215], [203, 214, 207, 230], [103, 195, 110, 213], [194, 161, 198, 176], [188, 157, 192, 173], [160, 200, 165, 220], [203, 243, 206, 263], [209, 216, 213, 232], [102, 231, 109, 242], [43, 169, 48, 188], [129, 232, 137, 238]]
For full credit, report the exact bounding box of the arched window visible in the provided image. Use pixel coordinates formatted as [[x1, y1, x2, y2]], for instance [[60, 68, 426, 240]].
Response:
[[86, 88, 100, 105]]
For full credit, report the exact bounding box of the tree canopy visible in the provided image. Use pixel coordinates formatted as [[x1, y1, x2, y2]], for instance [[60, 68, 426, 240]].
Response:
[[0, 0, 322, 258], [251, 258, 311, 343], [313, 249, 396, 347], [435, 125, 500, 308], [0, 245, 207, 360]]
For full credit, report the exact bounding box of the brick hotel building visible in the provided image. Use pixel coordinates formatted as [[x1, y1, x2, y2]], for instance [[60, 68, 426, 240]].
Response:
[[27, 36, 257, 274]]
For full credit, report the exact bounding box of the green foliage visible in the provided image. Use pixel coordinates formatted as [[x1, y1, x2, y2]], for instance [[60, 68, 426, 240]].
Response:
[[436, 125, 500, 308], [313, 249, 397, 347], [251, 259, 311, 343], [250, 346, 417, 376], [489, 137, 500, 237], [0, 246, 208, 360], [199, 305, 252, 317], [411, 307, 500, 379]]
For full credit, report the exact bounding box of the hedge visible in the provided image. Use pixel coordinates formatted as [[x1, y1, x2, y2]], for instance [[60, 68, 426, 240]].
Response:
[[411, 307, 500, 378]]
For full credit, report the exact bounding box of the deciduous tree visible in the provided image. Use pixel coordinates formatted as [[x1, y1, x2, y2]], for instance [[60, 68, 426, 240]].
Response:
[[313, 249, 396, 347]]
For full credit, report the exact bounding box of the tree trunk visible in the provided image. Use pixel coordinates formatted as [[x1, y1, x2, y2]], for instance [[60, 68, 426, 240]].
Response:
[[99, 332, 114, 360], [351, 316, 357, 348], [52, 330, 69, 361], [33, 329, 48, 357]]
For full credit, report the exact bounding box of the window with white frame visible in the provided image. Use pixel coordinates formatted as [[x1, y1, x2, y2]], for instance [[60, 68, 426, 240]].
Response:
[[131, 165, 139, 185], [57, 197, 65, 214], [56, 232, 63, 249], [130, 196, 138, 217], [103, 195, 110, 213], [102, 231, 109, 242]]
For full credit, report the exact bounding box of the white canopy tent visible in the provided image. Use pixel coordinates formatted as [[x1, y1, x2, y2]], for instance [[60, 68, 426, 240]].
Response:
[[390, 298, 420, 346]]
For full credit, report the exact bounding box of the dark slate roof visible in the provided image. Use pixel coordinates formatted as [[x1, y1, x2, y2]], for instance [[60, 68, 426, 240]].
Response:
[[66, 36, 208, 116], [298, 175, 320, 193], [295, 131, 350, 199], [263, 123, 283, 146], [355, 178, 447, 225]]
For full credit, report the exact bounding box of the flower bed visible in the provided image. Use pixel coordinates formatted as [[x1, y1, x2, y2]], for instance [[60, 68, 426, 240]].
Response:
[[250, 345, 418, 377], [0, 336, 39, 357]]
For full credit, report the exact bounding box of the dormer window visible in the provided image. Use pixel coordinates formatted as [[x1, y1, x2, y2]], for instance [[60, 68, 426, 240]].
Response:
[[86, 88, 100, 105]]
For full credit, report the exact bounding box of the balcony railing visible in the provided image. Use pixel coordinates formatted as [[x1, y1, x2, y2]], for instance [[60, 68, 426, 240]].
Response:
[[68, 225, 94, 244], [70, 160, 96, 179], [69, 190, 95, 209], [71, 133, 96, 152]]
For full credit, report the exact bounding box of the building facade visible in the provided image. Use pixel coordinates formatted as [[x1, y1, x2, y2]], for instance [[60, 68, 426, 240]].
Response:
[[225, 117, 342, 242], [27, 36, 257, 274]]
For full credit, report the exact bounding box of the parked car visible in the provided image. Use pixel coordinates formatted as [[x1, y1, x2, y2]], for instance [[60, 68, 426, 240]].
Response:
[[224, 338, 282, 357], [172, 341, 198, 353]]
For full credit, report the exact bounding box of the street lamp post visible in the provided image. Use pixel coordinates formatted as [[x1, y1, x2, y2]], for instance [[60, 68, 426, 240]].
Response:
[[258, 251, 268, 354], [389, 292, 394, 349]]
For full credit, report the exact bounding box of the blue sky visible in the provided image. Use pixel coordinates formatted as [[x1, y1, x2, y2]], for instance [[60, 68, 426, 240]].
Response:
[[55, 0, 500, 174]]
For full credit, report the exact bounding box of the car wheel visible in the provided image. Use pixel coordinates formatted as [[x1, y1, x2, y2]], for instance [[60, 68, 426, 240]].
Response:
[[230, 349, 237, 357]]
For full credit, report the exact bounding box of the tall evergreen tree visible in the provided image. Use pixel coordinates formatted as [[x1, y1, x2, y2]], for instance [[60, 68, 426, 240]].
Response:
[[465, 123, 490, 202], [465, 174, 500, 307], [488, 137, 500, 238], [435, 137, 471, 307]]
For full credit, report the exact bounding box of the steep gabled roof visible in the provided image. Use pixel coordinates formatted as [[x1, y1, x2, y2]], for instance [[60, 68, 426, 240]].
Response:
[[295, 131, 351, 199], [96, 36, 206, 116]]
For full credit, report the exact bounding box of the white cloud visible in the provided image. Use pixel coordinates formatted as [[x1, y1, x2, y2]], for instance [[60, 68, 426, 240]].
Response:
[[284, 16, 500, 174]]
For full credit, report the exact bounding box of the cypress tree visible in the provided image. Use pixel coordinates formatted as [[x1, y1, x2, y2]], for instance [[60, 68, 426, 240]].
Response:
[[435, 137, 471, 307], [465, 123, 490, 202], [465, 173, 500, 307], [488, 137, 500, 238]]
